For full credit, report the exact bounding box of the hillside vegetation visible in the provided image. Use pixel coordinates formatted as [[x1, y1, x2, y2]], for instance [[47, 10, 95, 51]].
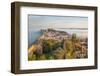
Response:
[[28, 29, 88, 61]]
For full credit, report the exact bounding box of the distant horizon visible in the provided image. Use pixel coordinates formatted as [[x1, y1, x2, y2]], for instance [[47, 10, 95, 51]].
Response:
[[29, 15, 88, 30], [28, 15, 88, 46], [40, 28, 88, 29]]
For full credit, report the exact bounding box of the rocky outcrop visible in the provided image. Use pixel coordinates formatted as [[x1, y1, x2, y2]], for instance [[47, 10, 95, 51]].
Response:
[[39, 28, 70, 42]]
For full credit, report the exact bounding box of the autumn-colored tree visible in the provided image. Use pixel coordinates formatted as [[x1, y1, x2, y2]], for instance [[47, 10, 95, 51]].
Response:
[[63, 40, 75, 59], [63, 40, 73, 52], [65, 51, 75, 59]]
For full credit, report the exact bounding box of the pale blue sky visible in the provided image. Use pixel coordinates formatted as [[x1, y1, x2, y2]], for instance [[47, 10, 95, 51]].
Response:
[[28, 15, 88, 30]]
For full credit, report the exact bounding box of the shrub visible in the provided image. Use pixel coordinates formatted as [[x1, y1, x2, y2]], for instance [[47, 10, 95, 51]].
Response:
[[65, 51, 75, 59], [28, 54, 36, 60], [42, 39, 61, 53], [53, 47, 65, 59], [63, 40, 73, 52], [36, 54, 46, 60]]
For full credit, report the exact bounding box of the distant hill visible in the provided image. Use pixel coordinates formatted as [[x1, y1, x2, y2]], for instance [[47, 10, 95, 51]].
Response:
[[39, 28, 71, 42]]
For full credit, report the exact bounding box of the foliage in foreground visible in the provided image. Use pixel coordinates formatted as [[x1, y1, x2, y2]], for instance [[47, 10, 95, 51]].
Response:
[[28, 33, 88, 61]]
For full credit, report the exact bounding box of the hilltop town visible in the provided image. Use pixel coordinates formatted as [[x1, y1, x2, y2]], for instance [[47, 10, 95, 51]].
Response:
[[28, 28, 88, 60]]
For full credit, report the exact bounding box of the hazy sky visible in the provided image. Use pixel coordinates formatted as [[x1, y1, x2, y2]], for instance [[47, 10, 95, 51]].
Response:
[[28, 15, 88, 30]]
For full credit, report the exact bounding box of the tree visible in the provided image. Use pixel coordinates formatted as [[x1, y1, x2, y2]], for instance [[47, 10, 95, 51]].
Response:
[[65, 50, 75, 59], [63, 40, 73, 52], [28, 53, 36, 60], [63, 40, 75, 59], [36, 54, 46, 60], [42, 39, 61, 53], [71, 33, 77, 43], [53, 47, 65, 59], [47, 55, 54, 60]]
